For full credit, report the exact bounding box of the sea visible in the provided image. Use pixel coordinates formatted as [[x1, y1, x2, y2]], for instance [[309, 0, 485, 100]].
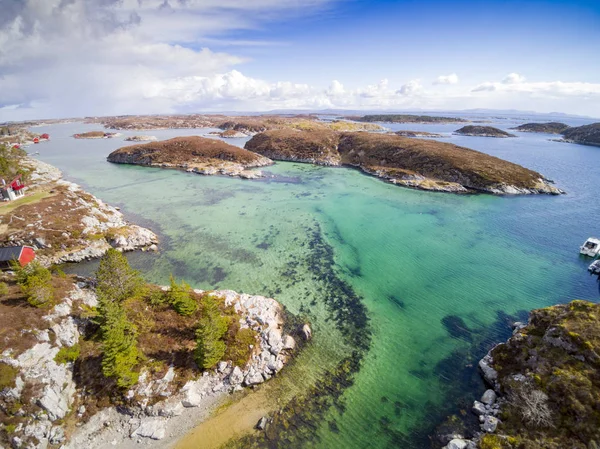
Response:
[[30, 113, 600, 448]]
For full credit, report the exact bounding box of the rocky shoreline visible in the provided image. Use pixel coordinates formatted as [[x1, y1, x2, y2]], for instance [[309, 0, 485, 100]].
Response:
[[1, 157, 158, 266], [0, 278, 300, 449]]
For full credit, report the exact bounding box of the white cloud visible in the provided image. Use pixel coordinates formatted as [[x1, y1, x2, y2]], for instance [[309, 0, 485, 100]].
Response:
[[502, 73, 527, 84], [397, 79, 423, 96], [433, 73, 459, 85]]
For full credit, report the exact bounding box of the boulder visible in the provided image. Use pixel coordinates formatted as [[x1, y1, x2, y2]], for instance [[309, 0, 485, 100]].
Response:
[[282, 335, 296, 350], [229, 366, 244, 386], [472, 401, 486, 416], [51, 317, 79, 348], [481, 416, 499, 433], [130, 418, 167, 440], [481, 389, 497, 405], [479, 353, 498, 385], [301, 323, 312, 340], [256, 416, 268, 431], [244, 370, 264, 386], [444, 439, 468, 449]]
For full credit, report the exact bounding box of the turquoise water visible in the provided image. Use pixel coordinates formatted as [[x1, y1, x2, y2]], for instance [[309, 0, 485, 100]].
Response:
[[30, 119, 600, 448]]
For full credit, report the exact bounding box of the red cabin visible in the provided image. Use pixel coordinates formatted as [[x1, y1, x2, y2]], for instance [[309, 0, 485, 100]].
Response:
[[9, 174, 25, 193], [12, 144, 20, 149], [0, 246, 35, 269], [33, 137, 40, 144], [40, 133, 50, 140]]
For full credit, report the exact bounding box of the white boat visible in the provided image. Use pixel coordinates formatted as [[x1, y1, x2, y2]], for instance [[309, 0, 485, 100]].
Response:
[[589, 259, 600, 275], [580, 237, 600, 257]]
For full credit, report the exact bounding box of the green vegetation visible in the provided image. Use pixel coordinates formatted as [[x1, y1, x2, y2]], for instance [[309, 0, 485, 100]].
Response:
[[224, 327, 256, 368], [168, 275, 197, 316], [489, 300, 600, 448], [0, 143, 28, 183], [0, 363, 18, 390], [13, 261, 54, 308], [512, 122, 570, 134], [54, 344, 80, 364], [95, 249, 143, 388], [0, 282, 8, 296], [195, 295, 229, 369], [455, 125, 516, 137], [561, 122, 600, 147], [355, 114, 467, 123]]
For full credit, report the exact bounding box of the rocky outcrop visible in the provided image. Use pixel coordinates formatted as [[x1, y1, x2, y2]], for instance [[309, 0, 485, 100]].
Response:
[[351, 114, 468, 124], [395, 130, 445, 138], [443, 300, 600, 449], [560, 122, 600, 147], [73, 131, 119, 139], [511, 122, 570, 134], [454, 126, 516, 138], [124, 135, 158, 142], [108, 136, 272, 178], [245, 129, 341, 166]]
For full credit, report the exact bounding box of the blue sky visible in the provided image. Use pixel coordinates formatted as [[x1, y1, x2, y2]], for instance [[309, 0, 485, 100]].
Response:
[[0, 0, 599, 120]]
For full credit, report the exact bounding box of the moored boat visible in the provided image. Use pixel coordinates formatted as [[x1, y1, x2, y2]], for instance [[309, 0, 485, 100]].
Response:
[[580, 237, 600, 257]]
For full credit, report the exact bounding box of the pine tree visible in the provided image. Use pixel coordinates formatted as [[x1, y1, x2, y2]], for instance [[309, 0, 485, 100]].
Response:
[[100, 299, 140, 388], [13, 261, 54, 307], [95, 248, 145, 304], [195, 295, 229, 369], [168, 274, 197, 316]]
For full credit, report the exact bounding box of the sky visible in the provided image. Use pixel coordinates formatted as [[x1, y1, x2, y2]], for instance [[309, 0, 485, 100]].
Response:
[[0, 0, 599, 121]]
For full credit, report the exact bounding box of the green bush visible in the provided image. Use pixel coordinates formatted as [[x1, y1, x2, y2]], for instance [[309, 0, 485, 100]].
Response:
[[168, 275, 197, 316], [55, 344, 80, 364], [147, 288, 168, 306], [195, 295, 228, 369], [0, 363, 18, 390], [13, 261, 54, 307], [225, 327, 256, 367], [0, 282, 8, 296]]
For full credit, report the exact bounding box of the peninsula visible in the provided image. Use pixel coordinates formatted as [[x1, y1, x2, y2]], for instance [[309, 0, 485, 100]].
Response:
[[107, 136, 273, 178], [395, 130, 445, 138], [245, 130, 563, 195], [560, 122, 600, 147], [454, 126, 516, 138]]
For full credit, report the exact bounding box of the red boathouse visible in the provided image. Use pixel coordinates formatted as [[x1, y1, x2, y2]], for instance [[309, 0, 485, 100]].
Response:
[[0, 246, 36, 269]]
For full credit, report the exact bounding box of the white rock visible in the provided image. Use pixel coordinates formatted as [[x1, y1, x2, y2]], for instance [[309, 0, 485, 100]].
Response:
[[244, 370, 264, 386], [445, 439, 468, 449], [479, 353, 498, 385], [282, 335, 296, 350], [302, 324, 312, 340], [130, 418, 167, 440], [229, 366, 244, 386], [51, 317, 80, 348], [472, 401, 486, 416], [481, 416, 499, 433]]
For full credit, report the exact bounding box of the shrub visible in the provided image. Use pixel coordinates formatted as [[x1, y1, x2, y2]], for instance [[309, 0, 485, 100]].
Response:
[[195, 295, 228, 369], [55, 344, 80, 364], [168, 275, 197, 316], [0, 363, 18, 390], [225, 327, 256, 368], [147, 288, 168, 306], [13, 261, 54, 307], [508, 386, 554, 429], [0, 282, 8, 296], [479, 434, 506, 449]]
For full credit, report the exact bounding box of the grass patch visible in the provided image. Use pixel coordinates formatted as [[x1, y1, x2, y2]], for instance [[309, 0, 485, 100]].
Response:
[[0, 363, 18, 390], [55, 344, 81, 364], [0, 190, 52, 216]]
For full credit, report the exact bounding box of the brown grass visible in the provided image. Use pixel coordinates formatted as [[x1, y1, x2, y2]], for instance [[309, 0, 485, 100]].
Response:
[[338, 132, 542, 189], [245, 129, 340, 165], [108, 136, 266, 166], [74, 131, 106, 138]]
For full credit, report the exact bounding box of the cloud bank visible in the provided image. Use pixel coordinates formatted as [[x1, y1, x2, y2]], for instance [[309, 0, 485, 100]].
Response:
[[1, 1, 599, 120]]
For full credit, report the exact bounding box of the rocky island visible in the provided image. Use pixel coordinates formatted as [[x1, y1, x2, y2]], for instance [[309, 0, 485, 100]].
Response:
[[455, 126, 516, 138], [73, 131, 119, 139], [124, 135, 158, 142], [442, 300, 600, 449], [107, 136, 273, 178], [245, 130, 563, 195], [560, 122, 600, 147], [395, 130, 445, 138], [350, 114, 468, 124], [511, 122, 570, 134]]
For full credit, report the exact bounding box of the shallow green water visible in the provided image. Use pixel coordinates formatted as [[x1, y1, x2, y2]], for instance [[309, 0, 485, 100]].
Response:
[[31, 121, 600, 448]]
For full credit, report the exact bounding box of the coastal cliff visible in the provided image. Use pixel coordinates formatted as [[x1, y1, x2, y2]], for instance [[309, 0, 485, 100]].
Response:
[[455, 126, 516, 138], [560, 123, 600, 147], [443, 300, 600, 449], [511, 122, 570, 134], [107, 136, 273, 178], [245, 130, 563, 195]]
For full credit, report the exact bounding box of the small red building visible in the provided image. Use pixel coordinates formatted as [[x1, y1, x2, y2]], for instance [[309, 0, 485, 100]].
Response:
[[33, 137, 40, 144], [40, 133, 50, 140], [0, 246, 35, 269]]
